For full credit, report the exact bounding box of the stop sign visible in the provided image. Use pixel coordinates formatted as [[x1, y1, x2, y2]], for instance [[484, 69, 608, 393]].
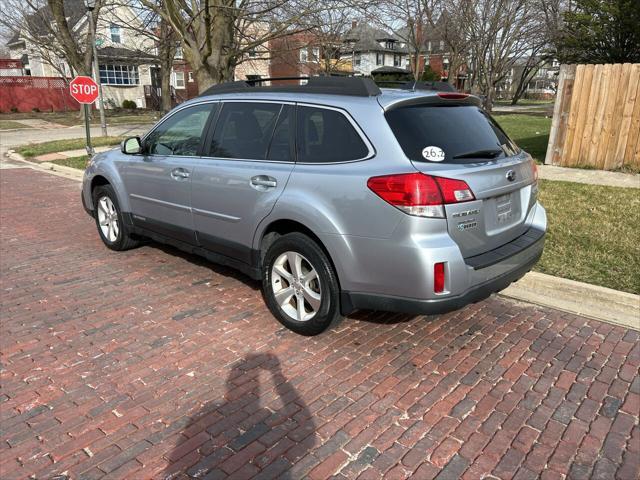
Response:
[[69, 76, 99, 104]]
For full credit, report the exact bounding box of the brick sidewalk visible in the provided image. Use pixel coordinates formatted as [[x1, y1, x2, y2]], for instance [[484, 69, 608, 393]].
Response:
[[0, 168, 638, 480]]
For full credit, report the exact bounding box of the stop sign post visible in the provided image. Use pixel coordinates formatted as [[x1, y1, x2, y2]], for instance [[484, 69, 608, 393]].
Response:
[[69, 76, 99, 156]]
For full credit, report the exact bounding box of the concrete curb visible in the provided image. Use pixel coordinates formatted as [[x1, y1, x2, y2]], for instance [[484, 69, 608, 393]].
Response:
[[5, 149, 639, 330], [500, 272, 639, 331], [6, 150, 84, 182]]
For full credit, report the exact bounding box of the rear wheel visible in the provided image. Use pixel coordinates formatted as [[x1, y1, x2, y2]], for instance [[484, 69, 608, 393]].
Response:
[[262, 233, 341, 335], [92, 184, 140, 251]]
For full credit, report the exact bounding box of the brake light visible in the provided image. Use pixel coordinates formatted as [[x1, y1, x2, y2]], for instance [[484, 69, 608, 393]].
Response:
[[437, 92, 469, 100], [532, 162, 539, 182], [434, 262, 446, 293], [367, 173, 475, 218]]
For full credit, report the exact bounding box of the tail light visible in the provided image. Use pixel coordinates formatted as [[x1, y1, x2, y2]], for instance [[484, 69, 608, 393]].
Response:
[[367, 172, 475, 218], [532, 162, 539, 182], [434, 262, 446, 293]]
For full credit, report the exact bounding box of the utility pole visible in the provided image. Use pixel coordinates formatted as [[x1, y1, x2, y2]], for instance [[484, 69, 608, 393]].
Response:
[[86, 0, 108, 137]]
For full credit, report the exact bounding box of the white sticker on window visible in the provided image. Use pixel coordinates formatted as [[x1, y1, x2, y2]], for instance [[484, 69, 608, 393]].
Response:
[[422, 146, 445, 162]]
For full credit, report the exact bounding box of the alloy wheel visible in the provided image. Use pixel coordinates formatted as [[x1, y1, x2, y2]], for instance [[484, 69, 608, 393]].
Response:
[[97, 196, 119, 243], [271, 251, 322, 322]]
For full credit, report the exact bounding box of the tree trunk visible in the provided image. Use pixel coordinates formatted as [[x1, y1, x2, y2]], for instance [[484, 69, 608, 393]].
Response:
[[161, 67, 172, 113]]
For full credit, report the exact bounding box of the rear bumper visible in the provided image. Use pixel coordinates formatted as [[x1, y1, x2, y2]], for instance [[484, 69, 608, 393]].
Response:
[[340, 230, 544, 316]]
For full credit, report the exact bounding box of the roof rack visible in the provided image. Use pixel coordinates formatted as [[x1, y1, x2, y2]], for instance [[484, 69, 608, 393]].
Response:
[[199, 76, 382, 98], [376, 80, 456, 93]]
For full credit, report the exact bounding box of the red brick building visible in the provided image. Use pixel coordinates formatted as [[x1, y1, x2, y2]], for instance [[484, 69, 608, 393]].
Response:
[[269, 33, 324, 80]]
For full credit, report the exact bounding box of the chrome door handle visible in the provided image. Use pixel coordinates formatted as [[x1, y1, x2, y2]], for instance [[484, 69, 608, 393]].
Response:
[[171, 168, 190, 180], [250, 175, 277, 189]]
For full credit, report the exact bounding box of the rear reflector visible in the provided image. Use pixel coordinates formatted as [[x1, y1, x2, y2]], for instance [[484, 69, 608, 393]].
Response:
[[437, 92, 469, 100], [367, 172, 475, 218], [434, 262, 445, 293]]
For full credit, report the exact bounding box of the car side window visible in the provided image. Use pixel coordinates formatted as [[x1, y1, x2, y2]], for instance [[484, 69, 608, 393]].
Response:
[[296, 106, 369, 163], [210, 102, 283, 160], [266, 105, 293, 162], [145, 103, 213, 156]]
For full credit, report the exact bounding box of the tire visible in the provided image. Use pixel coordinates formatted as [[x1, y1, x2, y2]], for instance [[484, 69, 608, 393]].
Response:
[[262, 232, 342, 336], [92, 184, 140, 251]]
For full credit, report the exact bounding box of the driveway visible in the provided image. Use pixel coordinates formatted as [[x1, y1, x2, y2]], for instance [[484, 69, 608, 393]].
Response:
[[0, 166, 638, 480]]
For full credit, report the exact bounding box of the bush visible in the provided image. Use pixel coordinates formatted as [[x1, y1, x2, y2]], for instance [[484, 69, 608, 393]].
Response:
[[421, 66, 441, 81], [10, 107, 18, 113], [32, 107, 40, 113], [122, 99, 137, 109]]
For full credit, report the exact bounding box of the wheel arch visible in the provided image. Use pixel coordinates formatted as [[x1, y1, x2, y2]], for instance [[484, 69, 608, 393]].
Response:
[[85, 163, 131, 213], [255, 219, 343, 290]]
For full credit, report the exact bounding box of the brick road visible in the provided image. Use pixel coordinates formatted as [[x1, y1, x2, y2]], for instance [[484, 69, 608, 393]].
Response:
[[1, 167, 638, 480]]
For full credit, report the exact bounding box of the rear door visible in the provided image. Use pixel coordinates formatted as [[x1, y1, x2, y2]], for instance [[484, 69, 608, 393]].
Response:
[[124, 102, 215, 243], [385, 103, 538, 257], [189, 101, 295, 264]]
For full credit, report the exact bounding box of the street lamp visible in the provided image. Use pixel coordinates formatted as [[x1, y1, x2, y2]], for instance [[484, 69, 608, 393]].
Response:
[[86, 0, 108, 137]]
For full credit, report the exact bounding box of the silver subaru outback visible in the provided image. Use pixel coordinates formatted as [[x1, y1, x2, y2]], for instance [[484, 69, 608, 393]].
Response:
[[81, 77, 546, 335]]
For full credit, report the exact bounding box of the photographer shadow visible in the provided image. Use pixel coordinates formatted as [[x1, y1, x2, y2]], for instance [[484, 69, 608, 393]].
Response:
[[162, 352, 316, 479]]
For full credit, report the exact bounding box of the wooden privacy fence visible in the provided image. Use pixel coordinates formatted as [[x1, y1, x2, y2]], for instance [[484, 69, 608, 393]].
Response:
[[545, 63, 640, 170]]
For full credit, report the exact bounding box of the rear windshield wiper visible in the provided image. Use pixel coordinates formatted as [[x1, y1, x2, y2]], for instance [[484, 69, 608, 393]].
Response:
[[453, 149, 503, 159]]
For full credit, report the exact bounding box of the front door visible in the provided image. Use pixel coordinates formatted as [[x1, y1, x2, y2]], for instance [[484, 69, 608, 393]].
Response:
[[190, 101, 295, 264], [123, 102, 215, 243]]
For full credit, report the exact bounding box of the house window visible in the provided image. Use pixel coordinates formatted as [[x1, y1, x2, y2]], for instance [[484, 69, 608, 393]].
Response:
[[109, 24, 122, 44], [354, 54, 361, 66], [300, 48, 309, 63], [175, 46, 183, 59], [99, 64, 139, 85], [376, 53, 383, 65], [386, 41, 395, 50], [311, 47, 320, 62], [173, 71, 185, 89], [248, 48, 257, 58], [427, 41, 431, 51], [394, 54, 401, 67], [439, 40, 445, 50], [188, 71, 194, 82]]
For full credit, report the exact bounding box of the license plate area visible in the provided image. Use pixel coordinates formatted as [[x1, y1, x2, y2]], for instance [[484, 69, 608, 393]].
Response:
[[495, 193, 514, 224], [485, 190, 523, 234]]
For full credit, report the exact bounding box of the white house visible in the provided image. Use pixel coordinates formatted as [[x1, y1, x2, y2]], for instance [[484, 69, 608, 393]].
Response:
[[340, 22, 411, 76], [6, 0, 159, 108]]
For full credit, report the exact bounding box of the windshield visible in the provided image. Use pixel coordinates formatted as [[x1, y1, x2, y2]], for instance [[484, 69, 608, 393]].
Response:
[[385, 105, 519, 164]]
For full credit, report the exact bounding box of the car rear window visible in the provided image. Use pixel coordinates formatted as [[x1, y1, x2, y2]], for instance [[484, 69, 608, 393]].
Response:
[[385, 105, 519, 164]]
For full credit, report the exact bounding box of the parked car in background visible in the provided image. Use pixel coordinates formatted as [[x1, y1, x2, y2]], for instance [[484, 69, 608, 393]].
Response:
[[82, 76, 546, 335]]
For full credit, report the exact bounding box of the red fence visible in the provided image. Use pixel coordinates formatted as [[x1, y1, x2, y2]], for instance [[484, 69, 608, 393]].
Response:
[[0, 76, 88, 112]]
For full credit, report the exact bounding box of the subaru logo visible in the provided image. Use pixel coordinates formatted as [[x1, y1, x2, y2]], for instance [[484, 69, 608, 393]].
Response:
[[506, 170, 516, 182]]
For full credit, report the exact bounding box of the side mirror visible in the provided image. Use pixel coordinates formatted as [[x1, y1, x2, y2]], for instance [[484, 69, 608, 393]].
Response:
[[121, 136, 142, 154]]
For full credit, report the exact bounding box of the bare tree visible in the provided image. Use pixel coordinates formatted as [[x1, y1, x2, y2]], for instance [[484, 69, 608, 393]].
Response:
[[421, 1, 472, 87], [137, 0, 331, 92], [107, 0, 176, 112], [0, 0, 102, 78]]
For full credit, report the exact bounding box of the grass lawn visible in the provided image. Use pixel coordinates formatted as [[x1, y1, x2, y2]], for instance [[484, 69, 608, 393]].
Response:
[[0, 120, 31, 130], [495, 99, 555, 106], [0, 110, 158, 127], [17, 136, 123, 158], [495, 114, 551, 163], [536, 180, 640, 294], [51, 155, 88, 169]]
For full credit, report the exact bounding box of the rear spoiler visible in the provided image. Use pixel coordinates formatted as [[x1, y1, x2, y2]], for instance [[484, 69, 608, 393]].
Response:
[[381, 92, 483, 112]]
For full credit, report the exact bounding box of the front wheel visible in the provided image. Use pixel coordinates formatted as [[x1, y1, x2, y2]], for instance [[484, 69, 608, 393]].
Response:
[[92, 185, 140, 251], [262, 233, 342, 336]]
